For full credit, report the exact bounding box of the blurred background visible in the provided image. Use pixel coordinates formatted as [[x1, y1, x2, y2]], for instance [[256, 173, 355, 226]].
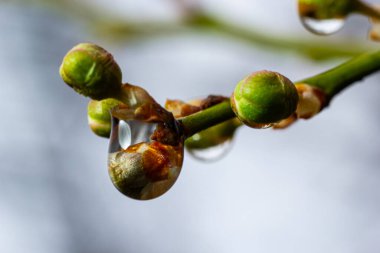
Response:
[[1, 0, 380, 252]]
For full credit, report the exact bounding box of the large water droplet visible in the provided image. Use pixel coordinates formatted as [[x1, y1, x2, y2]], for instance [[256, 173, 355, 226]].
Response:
[[186, 134, 233, 162], [300, 16, 345, 35], [108, 116, 184, 200]]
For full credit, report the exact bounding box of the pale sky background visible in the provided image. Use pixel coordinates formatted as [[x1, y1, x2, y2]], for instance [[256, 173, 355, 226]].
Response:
[[0, 0, 380, 253]]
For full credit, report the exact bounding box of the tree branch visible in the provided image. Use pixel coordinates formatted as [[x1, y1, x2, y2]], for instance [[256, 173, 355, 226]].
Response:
[[179, 49, 380, 135]]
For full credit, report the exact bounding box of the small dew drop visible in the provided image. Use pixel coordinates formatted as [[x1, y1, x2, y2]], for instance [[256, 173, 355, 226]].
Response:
[[187, 139, 233, 162], [300, 17, 345, 35], [248, 122, 273, 129]]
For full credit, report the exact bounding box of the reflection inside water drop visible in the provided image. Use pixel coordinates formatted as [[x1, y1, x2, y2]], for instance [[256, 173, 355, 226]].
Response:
[[117, 120, 157, 150], [300, 17, 345, 35], [109, 117, 158, 153]]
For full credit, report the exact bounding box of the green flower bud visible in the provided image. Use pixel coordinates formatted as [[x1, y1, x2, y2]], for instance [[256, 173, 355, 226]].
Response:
[[298, 0, 353, 20], [88, 98, 120, 138], [60, 43, 122, 100], [231, 70, 299, 128]]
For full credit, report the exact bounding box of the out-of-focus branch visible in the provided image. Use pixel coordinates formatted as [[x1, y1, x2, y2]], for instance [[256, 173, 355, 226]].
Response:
[[24, 0, 374, 60]]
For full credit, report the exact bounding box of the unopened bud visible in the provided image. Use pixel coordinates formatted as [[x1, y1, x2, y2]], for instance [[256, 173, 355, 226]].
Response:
[[60, 43, 122, 100], [231, 70, 299, 128]]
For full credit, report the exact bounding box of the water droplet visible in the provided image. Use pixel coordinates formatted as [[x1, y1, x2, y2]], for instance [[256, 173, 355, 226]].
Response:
[[248, 122, 273, 129], [186, 136, 233, 162], [300, 16, 345, 35], [108, 116, 184, 200], [185, 119, 240, 162]]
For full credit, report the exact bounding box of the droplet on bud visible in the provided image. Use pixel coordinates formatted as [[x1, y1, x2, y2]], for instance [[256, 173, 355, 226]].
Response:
[[185, 118, 240, 162], [186, 135, 233, 162], [298, 0, 350, 35], [300, 17, 345, 35], [108, 104, 184, 200]]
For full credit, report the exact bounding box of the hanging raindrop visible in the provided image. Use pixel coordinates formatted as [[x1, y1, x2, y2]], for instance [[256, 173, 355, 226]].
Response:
[[186, 135, 233, 162], [108, 106, 184, 200], [244, 122, 273, 129], [300, 17, 345, 35], [185, 119, 240, 162], [298, 0, 347, 35]]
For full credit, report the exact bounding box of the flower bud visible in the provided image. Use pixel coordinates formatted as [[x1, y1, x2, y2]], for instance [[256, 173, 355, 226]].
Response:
[[60, 43, 122, 100], [231, 71, 299, 128], [87, 99, 120, 138]]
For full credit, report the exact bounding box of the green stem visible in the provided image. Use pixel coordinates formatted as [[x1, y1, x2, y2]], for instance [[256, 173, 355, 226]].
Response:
[[180, 101, 236, 138], [299, 50, 380, 98], [180, 49, 380, 135]]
